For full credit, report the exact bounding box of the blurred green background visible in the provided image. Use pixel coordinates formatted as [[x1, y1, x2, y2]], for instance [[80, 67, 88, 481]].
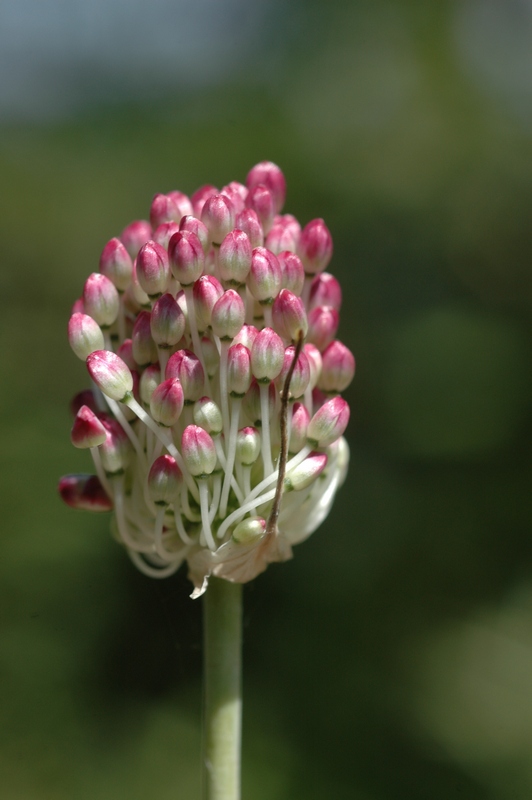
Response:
[[1, 0, 532, 797]]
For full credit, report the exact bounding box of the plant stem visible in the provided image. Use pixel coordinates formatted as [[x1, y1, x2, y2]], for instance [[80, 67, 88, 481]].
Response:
[[203, 577, 243, 800]]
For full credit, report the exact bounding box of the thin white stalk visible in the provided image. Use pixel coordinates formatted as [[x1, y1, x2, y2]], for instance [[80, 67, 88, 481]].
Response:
[[219, 399, 241, 518], [216, 487, 277, 541], [198, 479, 217, 551], [259, 384, 273, 477]]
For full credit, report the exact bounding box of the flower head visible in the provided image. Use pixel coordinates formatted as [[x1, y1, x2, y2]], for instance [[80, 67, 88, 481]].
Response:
[[59, 162, 353, 596]]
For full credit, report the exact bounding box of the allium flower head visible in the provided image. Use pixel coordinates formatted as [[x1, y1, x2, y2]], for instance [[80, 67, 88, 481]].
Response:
[[59, 162, 354, 596]]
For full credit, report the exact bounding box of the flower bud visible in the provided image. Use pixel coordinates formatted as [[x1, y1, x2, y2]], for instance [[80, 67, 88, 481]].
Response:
[[136, 240, 170, 298], [193, 275, 223, 333], [235, 208, 264, 248], [121, 220, 152, 258], [307, 396, 350, 448], [152, 221, 181, 249], [232, 324, 258, 350], [309, 272, 342, 311], [139, 364, 161, 405], [265, 222, 298, 254], [318, 340, 355, 394], [201, 336, 220, 377], [99, 238, 133, 291], [250, 327, 284, 383], [220, 181, 247, 214], [179, 215, 210, 255], [235, 426, 261, 466], [284, 452, 327, 492], [150, 193, 182, 228], [116, 338, 136, 370], [148, 454, 183, 505], [276, 347, 310, 399], [289, 402, 310, 453], [298, 218, 333, 275], [211, 290, 245, 341], [193, 396, 223, 436], [272, 289, 308, 342], [58, 474, 112, 512], [132, 310, 157, 366], [71, 297, 84, 315], [181, 425, 217, 477], [68, 312, 105, 360], [242, 380, 275, 426], [201, 194, 235, 245], [86, 350, 134, 402], [304, 343, 322, 389], [246, 161, 286, 214], [168, 230, 205, 286], [232, 516, 266, 544], [131, 261, 151, 307], [307, 305, 339, 352], [70, 389, 98, 417], [168, 190, 193, 218], [278, 251, 305, 296], [227, 343, 252, 397], [70, 405, 108, 449], [248, 247, 282, 304], [83, 272, 120, 328], [191, 184, 218, 217], [150, 378, 184, 427], [218, 229, 252, 286], [150, 293, 186, 348], [165, 349, 204, 404], [245, 184, 275, 235], [99, 416, 131, 475]]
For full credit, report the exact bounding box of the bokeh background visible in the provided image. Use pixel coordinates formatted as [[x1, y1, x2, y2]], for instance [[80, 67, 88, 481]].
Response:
[[1, 0, 532, 797]]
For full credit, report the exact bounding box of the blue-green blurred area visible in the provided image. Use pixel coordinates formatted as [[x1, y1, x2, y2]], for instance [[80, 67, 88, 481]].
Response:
[[1, 0, 532, 797]]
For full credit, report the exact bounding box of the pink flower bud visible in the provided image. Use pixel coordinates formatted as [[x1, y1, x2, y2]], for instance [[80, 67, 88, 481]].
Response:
[[152, 221, 180, 249], [70, 389, 98, 417], [276, 347, 310, 399], [243, 379, 275, 426], [235, 426, 262, 465], [248, 247, 282, 304], [87, 350, 134, 402], [307, 305, 340, 352], [218, 229, 252, 286], [68, 312, 105, 360], [201, 336, 220, 378], [150, 378, 185, 427], [168, 230, 205, 286], [285, 452, 328, 491], [274, 213, 301, 240], [191, 184, 218, 217], [250, 327, 285, 383], [227, 343, 252, 397], [70, 405, 108, 449], [148, 454, 183, 506], [136, 241, 170, 298], [309, 272, 342, 311], [277, 251, 305, 295], [131, 261, 151, 307], [232, 516, 266, 544], [245, 184, 275, 235], [71, 297, 85, 315], [139, 364, 161, 405], [132, 310, 157, 366], [83, 272, 120, 328], [307, 396, 350, 448], [193, 275, 223, 333], [235, 208, 264, 248], [211, 289, 245, 341], [150, 193, 182, 228], [99, 416, 131, 475], [289, 402, 310, 453], [181, 425, 217, 477], [116, 339, 136, 370], [246, 161, 286, 214], [121, 220, 152, 258], [220, 181, 247, 214], [265, 222, 298, 254], [318, 340, 355, 393], [150, 293, 186, 348], [165, 349, 204, 404], [99, 238, 133, 292], [304, 343, 323, 389], [58, 474, 112, 512], [180, 215, 210, 255], [201, 194, 235, 245], [193, 396, 223, 436], [148, 454, 182, 505], [272, 289, 308, 342], [298, 218, 333, 275], [167, 190, 193, 219], [232, 323, 258, 350]]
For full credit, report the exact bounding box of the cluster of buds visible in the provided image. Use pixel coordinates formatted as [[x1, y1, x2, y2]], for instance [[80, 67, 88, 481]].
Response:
[[59, 162, 354, 595]]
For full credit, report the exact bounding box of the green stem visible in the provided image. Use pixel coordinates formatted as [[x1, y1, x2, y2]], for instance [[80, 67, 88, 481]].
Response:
[[203, 578, 243, 800]]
